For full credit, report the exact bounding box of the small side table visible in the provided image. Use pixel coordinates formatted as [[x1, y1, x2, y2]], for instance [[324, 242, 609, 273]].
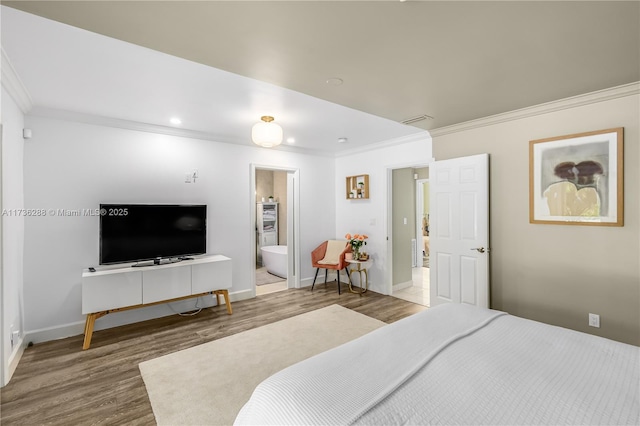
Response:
[[346, 258, 372, 295]]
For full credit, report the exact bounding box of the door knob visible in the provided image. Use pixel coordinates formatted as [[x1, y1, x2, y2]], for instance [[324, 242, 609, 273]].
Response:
[[471, 247, 486, 253]]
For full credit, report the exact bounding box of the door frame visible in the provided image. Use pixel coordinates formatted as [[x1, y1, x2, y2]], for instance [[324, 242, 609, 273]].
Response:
[[385, 162, 430, 296], [415, 178, 429, 267], [250, 164, 301, 295], [0, 124, 4, 387]]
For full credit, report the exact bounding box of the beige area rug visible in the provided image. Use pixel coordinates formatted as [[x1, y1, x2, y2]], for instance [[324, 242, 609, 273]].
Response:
[[255, 266, 284, 286], [139, 304, 385, 425]]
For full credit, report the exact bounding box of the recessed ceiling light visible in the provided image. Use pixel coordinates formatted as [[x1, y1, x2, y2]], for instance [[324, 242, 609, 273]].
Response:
[[326, 77, 343, 86], [337, 137, 348, 144], [170, 117, 182, 125], [287, 137, 295, 144]]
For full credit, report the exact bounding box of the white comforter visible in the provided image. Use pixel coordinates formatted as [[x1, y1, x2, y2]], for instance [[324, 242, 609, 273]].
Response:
[[235, 304, 640, 425]]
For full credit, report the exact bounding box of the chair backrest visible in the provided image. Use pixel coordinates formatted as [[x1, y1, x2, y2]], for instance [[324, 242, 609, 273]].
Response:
[[317, 240, 347, 265], [311, 240, 350, 269]]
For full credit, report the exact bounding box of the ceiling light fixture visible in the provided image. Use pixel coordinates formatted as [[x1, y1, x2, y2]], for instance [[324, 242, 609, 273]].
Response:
[[286, 137, 295, 144], [252, 116, 283, 148], [170, 117, 182, 125], [326, 77, 344, 86], [337, 137, 348, 144]]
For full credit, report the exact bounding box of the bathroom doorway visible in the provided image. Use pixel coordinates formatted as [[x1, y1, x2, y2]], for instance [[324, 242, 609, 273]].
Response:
[[251, 165, 300, 296]]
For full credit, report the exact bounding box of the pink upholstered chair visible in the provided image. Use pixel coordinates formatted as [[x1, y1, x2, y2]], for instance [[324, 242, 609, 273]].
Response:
[[311, 240, 352, 295]]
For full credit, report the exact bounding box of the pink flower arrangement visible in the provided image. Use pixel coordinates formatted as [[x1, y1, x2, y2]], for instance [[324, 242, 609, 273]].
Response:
[[345, 233, 368, 252]]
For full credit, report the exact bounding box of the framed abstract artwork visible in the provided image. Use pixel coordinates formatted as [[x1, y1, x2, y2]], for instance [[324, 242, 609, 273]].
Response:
[[529, 128, 623, 226]]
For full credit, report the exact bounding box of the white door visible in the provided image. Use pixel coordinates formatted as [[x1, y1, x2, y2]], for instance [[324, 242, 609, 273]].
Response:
[[429, 154, 489, 308]]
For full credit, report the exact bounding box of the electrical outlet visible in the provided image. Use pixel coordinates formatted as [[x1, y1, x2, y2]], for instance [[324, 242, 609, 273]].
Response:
[[184, 173, 192, 183], [588, 313, 600, 328]]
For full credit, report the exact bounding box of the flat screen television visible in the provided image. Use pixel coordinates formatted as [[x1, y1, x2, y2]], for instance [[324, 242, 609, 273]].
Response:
[[99, 204, 207, 265]]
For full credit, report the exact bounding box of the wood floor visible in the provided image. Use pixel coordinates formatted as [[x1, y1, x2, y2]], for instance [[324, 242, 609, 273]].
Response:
[[0, 283, 425, 425]]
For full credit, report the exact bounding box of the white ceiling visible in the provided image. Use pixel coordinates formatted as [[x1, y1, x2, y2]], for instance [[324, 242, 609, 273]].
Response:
[[2, 2, 639, 156], [2, 6, 424, 156]]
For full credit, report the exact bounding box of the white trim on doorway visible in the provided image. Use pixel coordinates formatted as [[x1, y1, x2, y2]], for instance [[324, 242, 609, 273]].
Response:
[[0, 123, 4, 387], [250, 164, 301, 297], [415, 178, 429, 267], [384, 161, 432, 297]]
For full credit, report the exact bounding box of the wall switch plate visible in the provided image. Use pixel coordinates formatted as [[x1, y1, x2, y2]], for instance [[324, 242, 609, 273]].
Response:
[[588, 313, 600, 328]]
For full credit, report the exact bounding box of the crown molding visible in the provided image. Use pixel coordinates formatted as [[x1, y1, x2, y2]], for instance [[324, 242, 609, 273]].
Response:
[[429, 82, 640, 138], [334, 130, 431, 158], [1, 48, 33, 113], [26, 106, 340, 157], [27, 106, 425, 158], [29, 106, 236, 141]]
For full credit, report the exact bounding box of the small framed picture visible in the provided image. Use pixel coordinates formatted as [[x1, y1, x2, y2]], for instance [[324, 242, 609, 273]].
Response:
[[529, 128, 623, 226]]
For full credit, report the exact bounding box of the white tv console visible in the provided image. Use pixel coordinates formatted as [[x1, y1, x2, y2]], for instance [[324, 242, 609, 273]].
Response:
[[81, 254, 232, 349]]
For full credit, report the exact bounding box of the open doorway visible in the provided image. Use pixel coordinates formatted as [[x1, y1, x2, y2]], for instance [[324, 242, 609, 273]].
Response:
[[255, 169, 287, 295], [251, 165, 300, 296], [389, 166, 430, 307]]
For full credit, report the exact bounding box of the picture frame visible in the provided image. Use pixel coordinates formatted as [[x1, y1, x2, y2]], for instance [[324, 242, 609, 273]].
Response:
[[529, 127, 623, 226]]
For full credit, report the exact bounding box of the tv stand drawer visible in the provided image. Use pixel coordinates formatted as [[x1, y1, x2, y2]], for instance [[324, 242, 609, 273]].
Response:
[[82, 271, 142, 314], [143, 267, 191, 304], [192, 260, 232, 294]]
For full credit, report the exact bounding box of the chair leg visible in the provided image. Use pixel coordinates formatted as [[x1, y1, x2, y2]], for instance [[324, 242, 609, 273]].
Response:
[[337, 269, 341, 295], [324, 269, 328, 286], [311, 268, 320, 291]]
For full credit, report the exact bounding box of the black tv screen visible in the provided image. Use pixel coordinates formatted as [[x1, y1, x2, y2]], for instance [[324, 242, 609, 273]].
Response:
[[99, 204, 207, 265]]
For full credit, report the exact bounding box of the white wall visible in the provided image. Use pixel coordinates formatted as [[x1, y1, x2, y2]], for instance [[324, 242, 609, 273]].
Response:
[[335, 134, 432, 294], [1, 86, 26, 385], [22, 115, 335, 342]]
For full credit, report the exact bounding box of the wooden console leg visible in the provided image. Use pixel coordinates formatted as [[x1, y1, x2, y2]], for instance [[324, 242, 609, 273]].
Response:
[[82, 312, 107, 350], [214, 290, 232, 315], [83, 313, 98, 350]]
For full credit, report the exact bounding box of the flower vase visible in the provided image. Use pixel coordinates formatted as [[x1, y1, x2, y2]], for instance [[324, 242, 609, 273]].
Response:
[[352, 248, 360, 260]]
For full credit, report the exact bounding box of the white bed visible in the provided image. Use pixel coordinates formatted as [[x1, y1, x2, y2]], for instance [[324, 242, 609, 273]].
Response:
[[235, 303, 640, 425]]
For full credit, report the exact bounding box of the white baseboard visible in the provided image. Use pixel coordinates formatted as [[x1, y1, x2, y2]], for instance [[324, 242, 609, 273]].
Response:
[[393, 280, 413, 291], [5, 336, 26, 385], [301, 272, 356, 292], [24, 288, 255, 345], [229, 289, 253, 302], [299, 277, 313, 288], [24, 321, 86, 346]]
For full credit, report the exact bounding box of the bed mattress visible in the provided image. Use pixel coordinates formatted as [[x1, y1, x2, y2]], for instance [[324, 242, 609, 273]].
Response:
[[235, 303, 640, 425]]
